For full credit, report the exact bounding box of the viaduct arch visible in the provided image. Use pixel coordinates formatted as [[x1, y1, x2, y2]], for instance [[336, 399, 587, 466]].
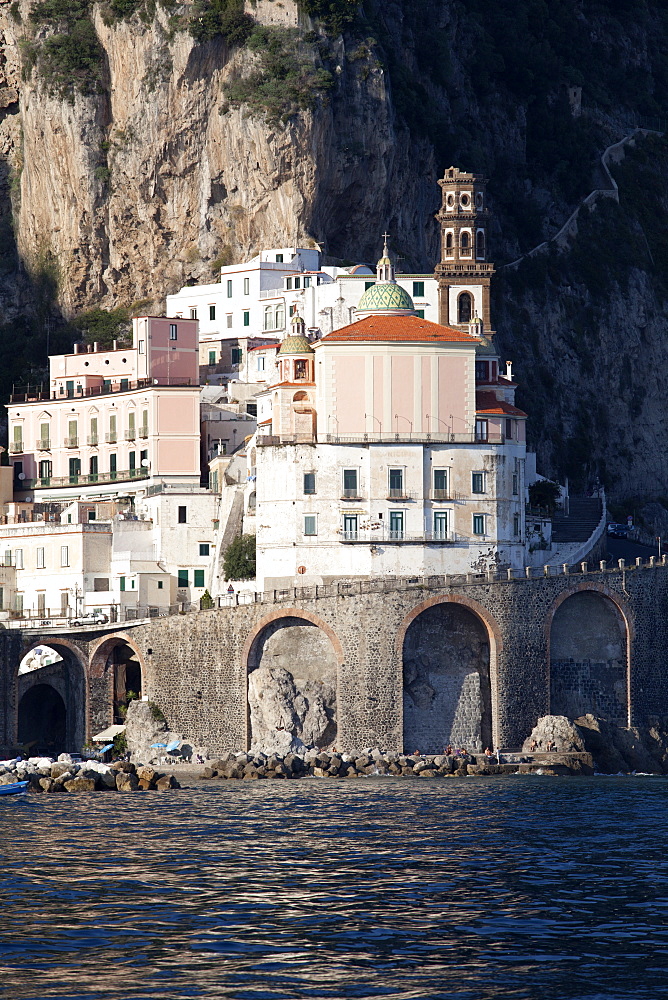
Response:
[[0, 563, 666, 754]]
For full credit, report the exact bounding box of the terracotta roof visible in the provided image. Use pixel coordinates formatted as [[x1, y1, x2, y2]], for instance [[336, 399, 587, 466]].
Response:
[[270, 381, 315, 388], [248, 342, 279, 353], [319, 314, 479, 344], [477, 376, 518, 388], [258, 418, 272, 425], [476, 391, 527, 417]]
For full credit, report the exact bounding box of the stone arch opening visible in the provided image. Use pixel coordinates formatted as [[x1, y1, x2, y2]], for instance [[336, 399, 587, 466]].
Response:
[[246, 615, 340, 751], [91, 637, 143, 724], [18, 685, 66, 755], [549, 590, 628, 724], [16, 640, 87, 753], [402, 602, 493, 753]]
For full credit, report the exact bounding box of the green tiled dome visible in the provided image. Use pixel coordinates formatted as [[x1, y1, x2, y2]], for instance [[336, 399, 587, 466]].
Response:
[[277, 334, 314, 355], [356, 281, 415, 315]]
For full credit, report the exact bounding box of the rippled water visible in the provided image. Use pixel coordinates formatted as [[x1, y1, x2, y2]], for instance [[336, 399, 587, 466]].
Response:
[[0, 776, 667, 999]]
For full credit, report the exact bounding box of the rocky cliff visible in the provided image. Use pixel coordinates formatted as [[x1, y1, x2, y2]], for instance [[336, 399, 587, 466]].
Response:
[[1, 0, 668, 498]]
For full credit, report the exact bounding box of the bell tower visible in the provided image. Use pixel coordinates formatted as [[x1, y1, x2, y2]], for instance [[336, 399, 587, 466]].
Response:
[[434, 166, 494, 334]]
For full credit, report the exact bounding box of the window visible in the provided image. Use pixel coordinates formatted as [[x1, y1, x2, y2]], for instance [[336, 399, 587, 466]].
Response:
[[304, 276, 311, 288], [294, 277, 301, 289], [275, 304, 285, 329], [190, 307, 198, 320], [304, 515, 317, 536], [69, 457, 81, 483], [226, 279, 232, 298], [157, 580, 163, 589], [169, 323, 178, 340], [458, 291, 472, 323], [178, 569, 189, 588], [476, 231, 485, 258], [303, 472, 316, 494], [512, 473, 519, 496], [257, 356, 265, 372], [342, 469, 358, 495], [140, 411, 148, 438], [232, 347, 242, 364], [120, 378, 129, 392], [140, 450, 148, 467], [389, 468, 404, 495], [36, 547, 45, 569], [244, 277, 250, 295], [208, 350, 216, 365], [289, 304, 296, 317], [389, 510, 404, 539], [433, 469, 448, 496], [108, 414, 117, 443], [445, 232, 453, 251], [473, 514, 485, 535], [209, 305, 215, 321], [14, 594, 23, 614], [109, 453, 117, 478], [15, 549, 23, 570], [194, 569, 205, 588], [138, 340, 145, 356], [39, 422, 50, 449], [343, 514, 358, 540], [286, 277, 292, 290], [505, 418, 514, 440], [475, 419, 488, 443], [364, 281, 374, 291], [89, 455, 98, 480], [89, 417, 98, 445], [129, 452, 136, 471], [178, 506, 187, 523], [243, 310, 250, 327], [413, 281, 424, 297], [37, 593, 46, 615], [263, 305, 273, 331], [475, 360, 488, 381], [434, 511, 448, 538], [3, 550, 10, 568], [120, 576, 125, 592], [199, 543, 210, 556], [61, 546, 69, 567], [39, 460, 52, 483], [67, 419, 78, 447], [12, 425, 23, 453], [276, 253, 283, 263], [460, 231, 470, 250], [472, 472, 485, 494], [131, 579, 135, 589], [127, 411, 135, 439], [416, 310, 425, 319], [61, 592, 69, 613], [513, 514, 520, 536]]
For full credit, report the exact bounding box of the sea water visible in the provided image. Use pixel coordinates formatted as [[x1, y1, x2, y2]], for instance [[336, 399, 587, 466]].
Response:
[[0, 775, 666, 999]]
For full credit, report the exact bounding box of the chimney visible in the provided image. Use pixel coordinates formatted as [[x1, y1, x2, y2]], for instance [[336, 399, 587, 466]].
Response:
[[506, 361, 513, 381], [73, 343, 79, 354], [113, 340, 118, 350], [93, 342, 99, 352]]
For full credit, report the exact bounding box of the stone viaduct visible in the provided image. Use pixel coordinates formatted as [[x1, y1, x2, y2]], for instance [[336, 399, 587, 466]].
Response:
[[2, 561, 668, 755]]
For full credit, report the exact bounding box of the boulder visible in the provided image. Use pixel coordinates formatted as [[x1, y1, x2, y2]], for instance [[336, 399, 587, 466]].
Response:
[[64, 777, 97, 793], [98, 770, 118, 790], [50, 762, 73, 779], [116, 772, 140, 791], [155, 774, 180, 790], [522, 715, 586, 754], [136, 766, 156, 783], [0, 772, 19, 785], [418, 769, 438, 778], [38, 777, 55, 793]]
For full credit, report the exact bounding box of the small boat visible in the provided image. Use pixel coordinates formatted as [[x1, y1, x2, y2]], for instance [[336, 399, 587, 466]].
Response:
[[0, 781, 29, 796]]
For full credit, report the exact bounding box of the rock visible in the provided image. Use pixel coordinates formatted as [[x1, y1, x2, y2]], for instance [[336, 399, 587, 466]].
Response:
[[200, 767, 217, 779], [418, 769, 438, 777], [155, 774, 180, 790], [312, 766, 328, 777], [138, 778, 153, 790], [50, 762, 73, 779], [136, 766, 156, 783], [99, 770, 118, 790], [38, 777, 55, 792], [522, 715, 586, 754], [0, 772, 19, 785], [111, 761, 136, 774], [116, 772, 140, 791], [242, 770, 261, 780], [64, 777, 97, 793]]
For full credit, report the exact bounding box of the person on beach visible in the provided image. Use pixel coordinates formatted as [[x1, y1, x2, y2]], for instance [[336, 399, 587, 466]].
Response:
[[530, 739, 538, 752], [445, 744, 453, 755], [484, 747, 494, 758], [546, 740, 556, 752]]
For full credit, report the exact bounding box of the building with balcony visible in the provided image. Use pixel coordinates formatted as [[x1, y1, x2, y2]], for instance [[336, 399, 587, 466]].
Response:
[[250, 187, 530, 590], [7, 316, 201, 502]]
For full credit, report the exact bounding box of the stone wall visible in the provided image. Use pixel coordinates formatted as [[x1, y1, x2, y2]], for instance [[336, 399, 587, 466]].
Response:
[[1, 563, 668, 754]]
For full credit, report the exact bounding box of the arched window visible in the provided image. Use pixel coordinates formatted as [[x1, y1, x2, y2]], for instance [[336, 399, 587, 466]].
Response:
[[458, 292, 472, 324], [275, 304, 285, 329], [476, 230, 485, 258], [445, 232, 453, 251], [460, 231, 470, 251], [264, 306, 273, 331], [293, 391, 309, 401]]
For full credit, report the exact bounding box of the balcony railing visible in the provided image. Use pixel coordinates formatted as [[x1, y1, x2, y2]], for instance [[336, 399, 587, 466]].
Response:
[[64, 437, 79, 448], [139, 426, 149, 438], [105, 433, 117, 444], [36, 439, 50, 451], [87, 435, 98, 446], [18, 468, 150, 490], [321, 431, 506, 445], [125, 430, 136, 441], [341, 488, 362, 499], [387, 488, 418, 500], [340, 530, 460, 544], [9, 376, 198, 404], [9, 442, 23, 454]]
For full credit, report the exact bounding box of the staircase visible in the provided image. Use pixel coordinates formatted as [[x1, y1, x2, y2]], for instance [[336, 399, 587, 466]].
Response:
[[551, 497, 604, 543]]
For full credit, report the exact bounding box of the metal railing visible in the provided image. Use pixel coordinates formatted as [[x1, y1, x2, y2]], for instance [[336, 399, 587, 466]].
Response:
[[105, 433, 117, 444], [320, 432, 506, 445], [341, 488, 362, 499], [125, 430, 136, 441], [340, 530, 460, 544], [139, 427, 149, 438], [36, 439, 50, 451], [87, 435, 98, 446], [387, 489, 418, 500], [64, 437, 79, 448], [9, 442, 23, 454], [9, 376, 197, 404], [19, 468, 150, 490]]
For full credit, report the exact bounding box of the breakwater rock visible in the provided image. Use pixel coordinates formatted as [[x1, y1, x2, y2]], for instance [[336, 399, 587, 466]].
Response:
[[0, 754, 181, 793], [201, 749, 511, 780], [523, 714, 668, 774]]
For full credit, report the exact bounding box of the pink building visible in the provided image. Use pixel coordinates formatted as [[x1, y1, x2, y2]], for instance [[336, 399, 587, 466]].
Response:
[[8, 317, 201, 501]]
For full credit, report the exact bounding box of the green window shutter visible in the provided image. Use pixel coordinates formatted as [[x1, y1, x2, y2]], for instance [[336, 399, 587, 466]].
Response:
[[416, 310, 425, 319], [194, 569, 205, 588], [243, 311, 250, 327], [178, 569, 189, 588], [413, 281, 425, 297]]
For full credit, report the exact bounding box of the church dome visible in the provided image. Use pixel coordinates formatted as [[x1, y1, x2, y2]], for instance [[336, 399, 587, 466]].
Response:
[[356, 281, 415, 315], [277, 334, 314, 355]]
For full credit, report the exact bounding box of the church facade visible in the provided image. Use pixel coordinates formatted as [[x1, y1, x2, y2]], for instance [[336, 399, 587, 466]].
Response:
[[252, 169, 529, 590]]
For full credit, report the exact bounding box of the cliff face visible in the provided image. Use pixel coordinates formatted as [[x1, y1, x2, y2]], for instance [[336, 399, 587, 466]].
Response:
[[1, 0, 668, 499]]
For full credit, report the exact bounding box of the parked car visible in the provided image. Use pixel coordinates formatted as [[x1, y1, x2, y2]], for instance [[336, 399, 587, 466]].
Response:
[[607, 522, 629, 538], [72, 612, 109, 627]]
